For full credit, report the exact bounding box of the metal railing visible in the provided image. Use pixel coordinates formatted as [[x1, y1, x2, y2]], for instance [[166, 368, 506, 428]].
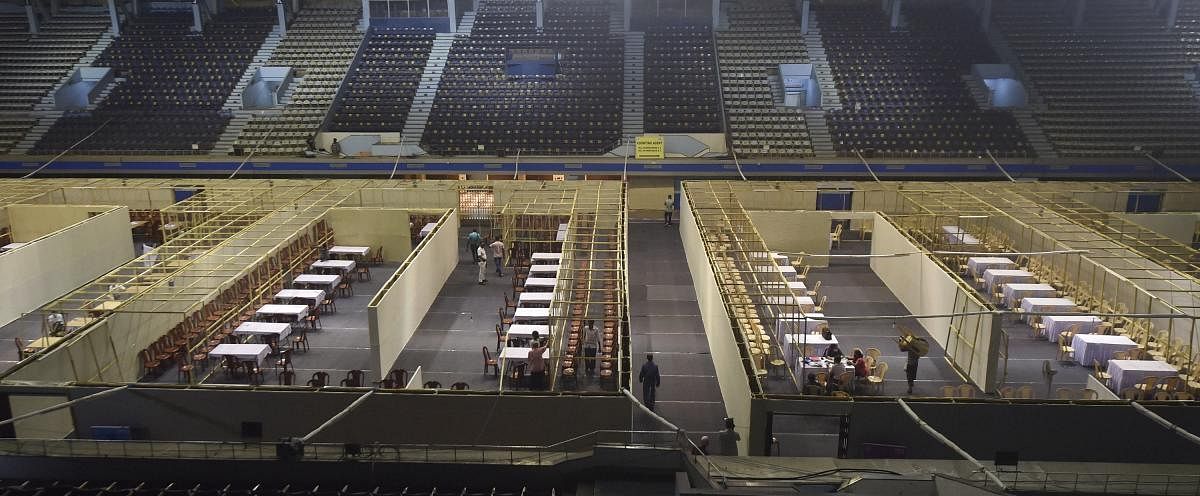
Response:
[[968, 470, 1200, 495]]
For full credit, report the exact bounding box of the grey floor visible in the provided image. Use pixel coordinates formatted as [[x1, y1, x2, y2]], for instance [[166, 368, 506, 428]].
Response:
[[0, 313, 44, 369], [628, 221, 728, 442]]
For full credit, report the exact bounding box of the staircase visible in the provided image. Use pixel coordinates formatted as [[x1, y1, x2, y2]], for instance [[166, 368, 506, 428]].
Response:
[[608, 0, 624, 33], [84, 77, 125, 111], [984, 27, 1044, 108], [400, 30, 458, 151], [1011, 108, 1057, 159], [621, 32, 644, 137], [33, 26, 117, 112], [223, 25, 284, 111], [456, 10, 475, 32], [804, 109, 835, 158], [212, 111, 255, 155], [802, 17, 842, 109], [961, 73, 992, 108], [10, 112, 63, 154]]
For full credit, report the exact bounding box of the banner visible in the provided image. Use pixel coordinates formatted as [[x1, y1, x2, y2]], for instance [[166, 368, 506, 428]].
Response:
[[635, 135, 664, 159]]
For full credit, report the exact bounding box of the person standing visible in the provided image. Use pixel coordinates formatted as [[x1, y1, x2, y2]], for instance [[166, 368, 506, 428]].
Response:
[[905, 346, 920, 395], [582, 319, 599, 376], [664, 194, 674, 227], [466, 229, 482, 262], [527, 338, 548, 390], [639, 353, 660, 410], [489, 238, 506, 277], [718, 418, 741, 456], [475, 243, 488, 285], [330, 138, 342, 158]]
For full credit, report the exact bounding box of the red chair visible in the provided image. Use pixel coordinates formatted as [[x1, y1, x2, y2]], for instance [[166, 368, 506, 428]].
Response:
[[483, 346, 499, 376]]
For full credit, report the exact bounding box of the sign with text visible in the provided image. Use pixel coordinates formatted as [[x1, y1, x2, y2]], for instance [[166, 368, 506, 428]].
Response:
[[635, 135, 665, 159]]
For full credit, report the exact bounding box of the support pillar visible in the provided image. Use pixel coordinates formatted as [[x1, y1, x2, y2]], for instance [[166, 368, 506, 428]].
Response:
[[1072, 0, 1085, 29], [360, 0, 369, 30], [1166, 0, 1179, 29], [130, 0, 138, 16], [800, 0, 810, 34], [711, 0, 719, 28], [448, 0, 456, 32], [25, 1, 37, 34], [106, 0, 120, 35], [292, 0, 298, 14], [191, 0, 202, 32], [623, 0, 630, 31], [275, 0, 286, 33], [890, 0, 901, 29], [979, 0, 991, 32], [535, 0, 543, 30]]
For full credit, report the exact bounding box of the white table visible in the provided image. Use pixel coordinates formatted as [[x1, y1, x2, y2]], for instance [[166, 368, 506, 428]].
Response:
[[294, 274, 341, 292], [764, 295, 815, 312], [984, 269, 1036, 292], [1073, 334, 1137, 366], [1107, 359, 1179, 392], [209, 343, 272, 365], [942, 225, 980, 245], [967, 257, 1015, 277], [255, 304, 309, 321], [518, 292, 554, 307], [232, 321, 293, 340], [1002, 283, 1056, 308], [275, 289, 325, 305], [1, 242, 28, 251], [524, 277, 558, 291], [776, 313, 827, 342], [311, 260, 355, 273], [512, 307, 551, 323], [784, 333, 838, 368], [757, 265, 797, 281], [528, 264, 561, 276], [419, 222, 438, 237], [329, 246, 370, 258], [1044, 315, 1103, 342], [500, 346, 549, 360], [1021, 297, 1077, 320], [531, 252, 562, 263], [506, 324, 550, 340]]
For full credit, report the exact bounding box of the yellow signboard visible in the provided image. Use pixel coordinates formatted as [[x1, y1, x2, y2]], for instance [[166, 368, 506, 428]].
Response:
[[635, 135, 665, 159]]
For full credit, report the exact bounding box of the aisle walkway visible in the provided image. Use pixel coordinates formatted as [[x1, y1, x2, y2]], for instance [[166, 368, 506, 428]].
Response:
[[628, 222, 727, 441]]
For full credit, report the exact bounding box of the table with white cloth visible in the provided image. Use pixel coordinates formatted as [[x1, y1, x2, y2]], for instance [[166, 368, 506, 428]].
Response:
[[967, 257, 1015, 277], [764, 295, 815, 312], [984, 269, 1036, 292], [500, 346, 549, 360], [942, 226, 980, 245], [1020, 298, 1078, 323], [776, 312, 828, 342], [1002, 283, 1056, 308], [528, 264, 561, 276], [1043, 315, 1103, 342], [209, 343, 272, 365], [784, 332, 838, 369], [311, 259, 355, 274], [512, 307, 551, 323], [1072, 334, 1137, 366], [523, 277, 558, 291], [255, 304, 309, 322], [506, 324, 550, 341], [419, 222, 438, 238], [1107, 359, 1180, 392], [531, 252, 562, 263], [274, 289, 325, 306], [328, 246, 370, 258], [518, 292, 554, 307], [232, 321, 293, 340], [757, 265, 797, 281], [293, 274, 341, 293]]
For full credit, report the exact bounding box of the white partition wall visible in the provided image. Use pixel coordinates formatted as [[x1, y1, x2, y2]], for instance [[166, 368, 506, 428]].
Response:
[[746, 210, 832, 267], [0, 206, 134, 327], [368, 209, 459, 379], [679, 190, 748, 455], [869, 213, 998, 391]]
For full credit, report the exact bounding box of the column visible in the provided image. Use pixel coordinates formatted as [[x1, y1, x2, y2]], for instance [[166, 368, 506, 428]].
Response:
[[191, 0, 202, 32], [800, 0, 810, 35], [711, 0, 719, 28], [623, 0, 631, 31], [360, 0, 369, 30], [1166, 0, 1179, 29], [889, 0, 901, 29], [25, 0, 37, 34], [292, 0, 299, 14], [535, 0, 543, 30], [107, 0, 120, 35], [130, 0, 138, 16], [276, 0, 287, 33], [1072, 0, 1085, 29], [979, 0, 991, 32], [448, 0, 456, 33]]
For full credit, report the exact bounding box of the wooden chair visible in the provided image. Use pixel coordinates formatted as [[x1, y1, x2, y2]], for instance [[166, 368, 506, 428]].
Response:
[[274, 349, 293, 372], [305, 307, 322, 330], [941, 385, 958, 398], [504, 292, 517, 314], [245, 361, 264, 385], [1157, 376, 1181, 393], [1173, 391, 1194, 400], [451, 382, 470, 390], [957, 384, 976, 399], [831, 390, 851, 398], [337, 279, 353, 297], [279, 370, 296, 385], [866, 362, 888, 394], [1120, 388, 1141, 400], [370, 246, 384, 266], [356, 264, 371, 282], [1093, 359, 1111, 386], [307, 371, 330, 387], [340, 369, 365, 387], [1080, 388, 1099, 400], [1055, 388, 1075, 400], [14, 338, 34, 360], [1016, 385, 1034, 399], [320, 295, 336, 314], [1057, 334, 1074, 363], [1112, 350, 1130, 361], [177, 356, 194, 385], [1134, 376, 1160, 396], [806, 280, 821, 298], [998, 386, 1014, 398], [1152, 391, 1173, 401], [499, 308, 513, 329], [507, 362, 527, 389], [813, 295, 827, 313], [830, 224, 843, 249], [292, 328, 309, 352], [483, 346, 499, 376]]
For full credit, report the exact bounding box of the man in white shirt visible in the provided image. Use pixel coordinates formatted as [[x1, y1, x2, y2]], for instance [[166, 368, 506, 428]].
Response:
[[476, 244, 488, 285], [489, 238, 506, 278]]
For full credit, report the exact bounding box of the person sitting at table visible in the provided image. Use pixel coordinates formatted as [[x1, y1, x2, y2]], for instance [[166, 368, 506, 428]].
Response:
[[804, 373, 825, 395], [527, 338, 549, 390], [46, 312, 65, 334], [828, 355, 846, 394], [852, 349, 869, 379], [822, 343, 842, 359]]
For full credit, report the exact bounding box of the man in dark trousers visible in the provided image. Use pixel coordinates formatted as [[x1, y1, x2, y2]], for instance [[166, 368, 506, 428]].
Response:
[[639, 353, 660, 410], [664, 194, 674, 227]]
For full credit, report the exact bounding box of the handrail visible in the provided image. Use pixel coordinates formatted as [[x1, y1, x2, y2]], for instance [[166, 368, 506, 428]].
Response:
[[985, 149, 1016, 182], [1144, 152, 1192, 183]]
